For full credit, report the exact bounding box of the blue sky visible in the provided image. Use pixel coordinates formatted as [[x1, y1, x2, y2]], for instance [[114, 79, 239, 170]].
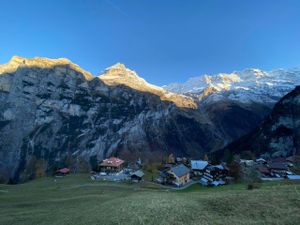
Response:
[[1, 0, 300, 85]]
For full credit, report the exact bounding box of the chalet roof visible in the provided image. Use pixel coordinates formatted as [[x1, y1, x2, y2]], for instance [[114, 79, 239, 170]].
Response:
[[206, 165, 227, 171], [257, 167, 270, 174], [214, 165, 226, 170], [191, 160, 208, 170], [57, 168, 70, 174], [131, 170, 144, 178], [270, 158, 287, 163], [269, 162, 288, 170], [211, 180, 225, 186], [256, 158, 266, 162], [286, 156, 295, 163], [100, 157, 124, 168], [287, 175, 300, 180], [240, 159, 255, 165], [170, 164, 190, 177], [200, 177, 209, 186], [159, 171, 168, 178]]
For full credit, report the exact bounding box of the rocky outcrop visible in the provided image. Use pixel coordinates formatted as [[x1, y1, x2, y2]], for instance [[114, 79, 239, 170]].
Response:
[[217, 86, 300, 159], [0, 56, 221, 183]]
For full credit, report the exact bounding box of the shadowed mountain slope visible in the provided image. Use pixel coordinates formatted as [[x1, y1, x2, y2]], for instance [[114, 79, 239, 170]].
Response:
[[215, 86, 300, 159], [0, 56, 220, 183]]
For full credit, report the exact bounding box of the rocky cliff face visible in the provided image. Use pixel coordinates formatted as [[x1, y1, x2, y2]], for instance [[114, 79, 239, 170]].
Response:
[[0, 56, 222, 183], [217, 86, 300, 159]]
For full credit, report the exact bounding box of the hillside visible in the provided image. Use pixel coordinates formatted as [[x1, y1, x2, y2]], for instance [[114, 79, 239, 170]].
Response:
[[0, 56, 223, 183], [218, 86, 300, 159], [1, 56, 298, 183], [164, 67, 300, 147], [0, 174, 299, 225]]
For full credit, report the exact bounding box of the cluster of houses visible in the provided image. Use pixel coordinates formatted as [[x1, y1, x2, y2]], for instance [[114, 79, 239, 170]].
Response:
[[56, 154, 299, 187], [240, 156, 300, 180], [92, 157, 145, 182], [156, 154, 229, 187], [92, 155, 229, 187]]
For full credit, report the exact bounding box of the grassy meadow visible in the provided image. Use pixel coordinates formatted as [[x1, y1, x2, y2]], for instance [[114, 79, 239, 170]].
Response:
[[0, 174, 299, 225]]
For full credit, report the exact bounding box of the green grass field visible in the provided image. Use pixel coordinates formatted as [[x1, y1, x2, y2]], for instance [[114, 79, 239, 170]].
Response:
[[0, 174, 299, 225]]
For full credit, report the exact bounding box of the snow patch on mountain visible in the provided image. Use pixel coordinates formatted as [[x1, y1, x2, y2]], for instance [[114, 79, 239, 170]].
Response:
[[163, 68, 300, 104], [99, 63, 197, 109]]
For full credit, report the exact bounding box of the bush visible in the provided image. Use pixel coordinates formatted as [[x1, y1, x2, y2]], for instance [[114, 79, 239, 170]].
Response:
[[247, 183, 260, 190], [242, 166, 261, 190]]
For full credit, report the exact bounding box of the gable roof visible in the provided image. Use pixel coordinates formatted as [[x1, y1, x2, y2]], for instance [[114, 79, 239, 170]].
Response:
[[269, 162, 288, 170], [270, 157, 287, 163], [57, 168, 70, 174], [200, 177, 209, 185], [214, 165, 226, 170], [257, 167, 270, 174], [287, 175, 300, 180], [100, 157, 124, 167], [211, 180, 225, 186], [191, 160, 209, 170], [170, 164, 190, 177], [131, 170, 144, 178], [256, 158, 266, 162]]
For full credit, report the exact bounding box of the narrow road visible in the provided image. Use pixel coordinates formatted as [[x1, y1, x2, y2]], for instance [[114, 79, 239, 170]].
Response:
[[170, 180, 198, 190]]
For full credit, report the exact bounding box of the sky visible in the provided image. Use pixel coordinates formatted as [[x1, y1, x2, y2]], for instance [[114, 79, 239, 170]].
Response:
[[0, 0, 300, 85]]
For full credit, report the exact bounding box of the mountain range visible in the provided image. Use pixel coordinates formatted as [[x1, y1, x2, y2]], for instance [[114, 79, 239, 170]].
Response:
[[0, 56, 299, 183], [164, 67, 300, 104]]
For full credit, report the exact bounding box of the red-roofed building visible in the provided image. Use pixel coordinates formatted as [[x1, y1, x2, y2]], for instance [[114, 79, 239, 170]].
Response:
[[56, 168, 70, 176], [99, 157, 125, 173], [257, 167, 271, 177]]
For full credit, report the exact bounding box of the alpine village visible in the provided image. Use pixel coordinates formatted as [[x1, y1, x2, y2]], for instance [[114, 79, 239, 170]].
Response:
[[1, 1, 300, 225]]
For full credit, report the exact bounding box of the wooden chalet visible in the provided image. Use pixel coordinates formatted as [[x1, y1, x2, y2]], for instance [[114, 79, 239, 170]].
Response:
[[190, 160, 209, 176], [269, 162, 289, 177], [99, 157, 124, 173], [167, 164, 190, 187], [201, 165, 228, 186]]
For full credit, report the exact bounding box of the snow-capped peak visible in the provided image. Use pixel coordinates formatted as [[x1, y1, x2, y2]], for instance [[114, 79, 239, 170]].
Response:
[[163, 67, 300, 104], [99, 63, 197, 109], [100, 63, 143, 83]]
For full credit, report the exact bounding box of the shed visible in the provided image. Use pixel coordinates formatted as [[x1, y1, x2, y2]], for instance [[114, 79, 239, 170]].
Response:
[[131, 170, 144, 182]]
